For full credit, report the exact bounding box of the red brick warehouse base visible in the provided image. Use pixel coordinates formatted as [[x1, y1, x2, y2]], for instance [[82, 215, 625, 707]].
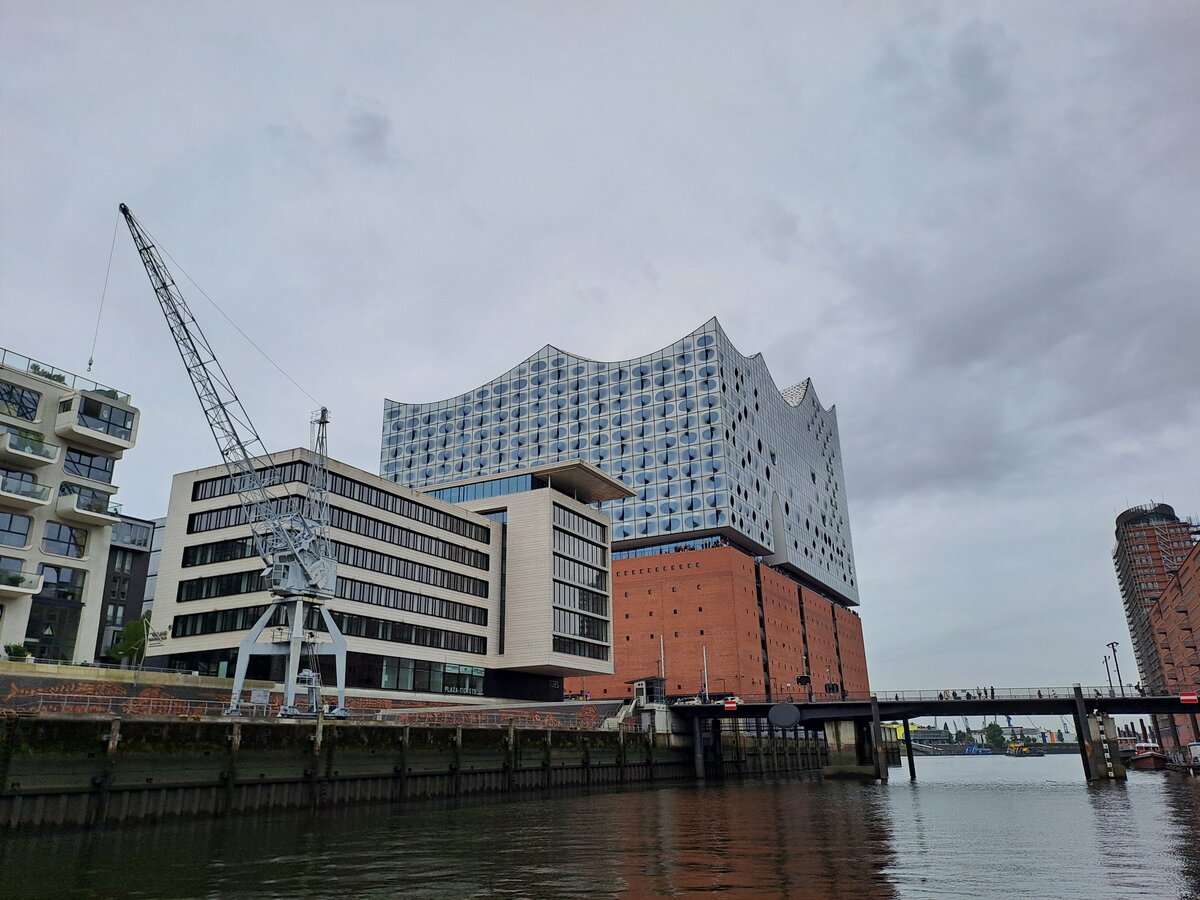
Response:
[[565, 543, 870, 701]]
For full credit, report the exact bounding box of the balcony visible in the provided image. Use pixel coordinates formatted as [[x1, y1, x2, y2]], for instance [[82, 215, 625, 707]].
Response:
[[54, 392, 138, 456], [0, 568, 43, 599], [0, 426, 59, 468], [0, 474, 52, 510], [55, 490, 121, 526]]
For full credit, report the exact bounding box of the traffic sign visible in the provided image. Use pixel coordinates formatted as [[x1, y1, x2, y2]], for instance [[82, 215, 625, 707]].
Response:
[[724, 700, 738, 711], [1181, 692, 1198, 704]]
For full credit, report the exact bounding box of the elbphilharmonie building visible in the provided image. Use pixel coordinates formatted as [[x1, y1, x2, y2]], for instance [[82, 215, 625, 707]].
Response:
[[381, 318, 858, 607]]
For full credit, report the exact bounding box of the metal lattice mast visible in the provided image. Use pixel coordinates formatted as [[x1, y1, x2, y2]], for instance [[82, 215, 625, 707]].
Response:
[[119, 203, 346, 717]]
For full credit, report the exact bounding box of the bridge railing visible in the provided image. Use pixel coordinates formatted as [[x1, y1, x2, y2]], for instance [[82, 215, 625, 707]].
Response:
[[670, 685, 1148, 705]]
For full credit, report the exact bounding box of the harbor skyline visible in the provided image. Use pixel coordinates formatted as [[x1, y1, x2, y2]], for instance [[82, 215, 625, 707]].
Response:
[[2, 2, 1197, 693]]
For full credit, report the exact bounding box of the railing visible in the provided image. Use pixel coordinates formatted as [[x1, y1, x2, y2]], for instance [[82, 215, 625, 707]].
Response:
[[61, 485, 121, 516], [0, 347, 130, 403], [1, 425, 56, 460], [0, 474, 51, 501], [0, 569, 40, 590], [670, 686, 1155, 705]]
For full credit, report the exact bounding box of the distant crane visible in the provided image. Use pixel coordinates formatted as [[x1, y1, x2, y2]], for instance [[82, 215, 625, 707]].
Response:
[[119, 203, 348, 717]]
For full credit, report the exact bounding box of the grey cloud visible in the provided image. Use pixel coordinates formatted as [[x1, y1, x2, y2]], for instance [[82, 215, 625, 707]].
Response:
[[345, 111, 394, 164]]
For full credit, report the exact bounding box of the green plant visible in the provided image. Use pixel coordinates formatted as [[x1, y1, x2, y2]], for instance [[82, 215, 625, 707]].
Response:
[[28, 363, 67, 384], [4, 642, 29, 658], [1, 571, 24, 587]]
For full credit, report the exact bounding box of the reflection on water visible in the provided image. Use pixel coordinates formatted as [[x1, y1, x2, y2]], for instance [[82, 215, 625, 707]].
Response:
[[2, 756, 1196, 898]]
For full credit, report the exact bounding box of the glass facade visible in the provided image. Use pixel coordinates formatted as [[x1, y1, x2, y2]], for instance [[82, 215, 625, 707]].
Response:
[[382, 318, 858, 604]]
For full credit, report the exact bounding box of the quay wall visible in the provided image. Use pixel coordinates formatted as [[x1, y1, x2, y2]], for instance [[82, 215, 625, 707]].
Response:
[[0, 715, 821, 829]]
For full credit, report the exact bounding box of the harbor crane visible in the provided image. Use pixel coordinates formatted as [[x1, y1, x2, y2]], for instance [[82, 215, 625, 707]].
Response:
[[119, 203, 348, 717]]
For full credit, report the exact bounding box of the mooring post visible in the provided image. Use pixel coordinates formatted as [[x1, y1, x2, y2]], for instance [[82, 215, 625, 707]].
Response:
[[1072, 683, 1093, 781], [870, 695, 887, 782], [711, 718, 724, 776], [693, 716, 706, 780], [902, 717, 916, 781]]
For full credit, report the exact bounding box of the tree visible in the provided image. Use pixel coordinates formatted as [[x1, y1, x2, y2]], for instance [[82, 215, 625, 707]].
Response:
[[983, 722, 1006, 750], [107, 614, 150, 667]]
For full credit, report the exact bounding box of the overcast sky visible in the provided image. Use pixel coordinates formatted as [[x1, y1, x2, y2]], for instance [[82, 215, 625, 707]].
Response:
[[3, 2, 1197, 694]]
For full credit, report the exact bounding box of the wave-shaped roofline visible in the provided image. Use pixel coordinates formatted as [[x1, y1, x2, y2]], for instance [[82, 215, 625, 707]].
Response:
[[385, 316, 835, 415]]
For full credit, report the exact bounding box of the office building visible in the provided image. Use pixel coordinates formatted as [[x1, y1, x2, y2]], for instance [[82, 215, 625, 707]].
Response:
[[1147, 533, 1200, 746], [147, 451, 622, 702], [381, 318, 870, 700], [0, 347, 140, 662]]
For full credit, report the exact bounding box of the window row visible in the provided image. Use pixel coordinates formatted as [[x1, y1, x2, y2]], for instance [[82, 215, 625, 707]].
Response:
[[327, 505, 488, 570], [1, 379, 40, 421], [553, 503, 606, 544], [552, 581, 609, 616], [330, 610, 486, 654], [552, 607, 609, 642], [553, 554, 608, 592], [182, 537, 258, 568], [190, 461, 489, 543], [338, 576, 488, 626], [172, 602, 487, 655], [553, 527, 607, 568], [332, 540, 489, 598], [552, 636, 609, 661]]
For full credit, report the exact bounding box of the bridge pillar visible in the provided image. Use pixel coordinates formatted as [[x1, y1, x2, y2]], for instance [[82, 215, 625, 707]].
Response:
[[870, 695, 888, 782], [693, 717, 705, 781], [1072, 684, 1093, 780], [822, 720, 876, 779]]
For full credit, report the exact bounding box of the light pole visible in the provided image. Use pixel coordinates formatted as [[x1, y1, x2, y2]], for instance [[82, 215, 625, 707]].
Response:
[[1106, 641, 1125, 697], [1103, 655, 1114, 696]]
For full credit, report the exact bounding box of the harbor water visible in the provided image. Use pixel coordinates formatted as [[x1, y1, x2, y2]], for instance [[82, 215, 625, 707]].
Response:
[[3, 754, 1197, 898]]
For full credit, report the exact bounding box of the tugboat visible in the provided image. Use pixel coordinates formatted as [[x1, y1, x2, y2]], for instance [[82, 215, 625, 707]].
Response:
[[1128, 742, 1169, 772], [1005, 742, 1046, 757]]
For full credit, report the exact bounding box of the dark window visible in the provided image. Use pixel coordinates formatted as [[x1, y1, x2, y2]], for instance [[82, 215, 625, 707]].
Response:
[[63, 447, 115, 483], [77, 396, 134, 440], [36, 564, 87, 603], [0, 512, 32, 548], [42, 521, 87, 558], [0, 380, 40, 421]]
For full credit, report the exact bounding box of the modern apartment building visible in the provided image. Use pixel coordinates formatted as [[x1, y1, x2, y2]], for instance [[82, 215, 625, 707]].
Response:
[[1112, 503, 1200, 695], [381, 318, 870, 700], [93, 513, 157, 661], [0, 347, 140, 661], [146, 451, 623, 702]]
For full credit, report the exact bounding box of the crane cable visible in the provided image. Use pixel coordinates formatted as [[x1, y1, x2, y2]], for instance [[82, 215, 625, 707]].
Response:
[[90, 211, 321, 408], [87, 214, 120, 373]]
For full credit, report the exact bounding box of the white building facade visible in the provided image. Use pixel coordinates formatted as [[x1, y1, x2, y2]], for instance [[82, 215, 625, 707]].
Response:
[[147, 451, 624, 702], [1, 347, 140, 661]]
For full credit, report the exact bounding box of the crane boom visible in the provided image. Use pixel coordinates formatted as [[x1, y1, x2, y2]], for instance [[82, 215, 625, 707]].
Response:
[[120, 203, 346, 717], [119, 204, 334, 599]]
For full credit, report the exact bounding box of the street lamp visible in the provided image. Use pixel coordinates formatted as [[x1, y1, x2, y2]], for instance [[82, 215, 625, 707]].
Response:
[[1103, 655, 1115, 696], [1106, 641, 1126, 697]]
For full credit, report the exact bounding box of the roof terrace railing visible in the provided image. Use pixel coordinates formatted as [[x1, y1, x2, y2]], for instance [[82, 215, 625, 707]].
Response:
[[0, 347, 130, 404]]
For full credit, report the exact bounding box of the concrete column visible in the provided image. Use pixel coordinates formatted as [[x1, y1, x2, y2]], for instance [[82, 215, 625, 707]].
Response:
[[693, 716, 706, 780]]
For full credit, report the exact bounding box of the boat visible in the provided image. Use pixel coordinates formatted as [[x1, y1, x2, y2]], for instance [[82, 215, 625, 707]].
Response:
[[963, 744, 993, 755], [1128, 742, 1169, 772], [1005, 743, 1046, 757]]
